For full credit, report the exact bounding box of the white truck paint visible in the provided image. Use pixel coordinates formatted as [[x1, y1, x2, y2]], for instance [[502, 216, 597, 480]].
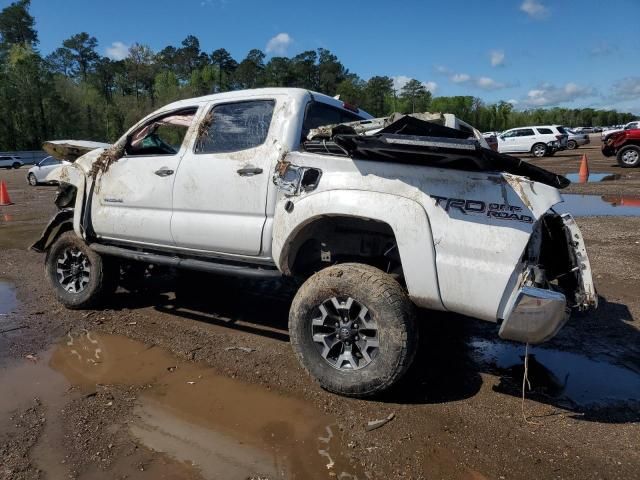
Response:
[[38, 87, 597, 396]]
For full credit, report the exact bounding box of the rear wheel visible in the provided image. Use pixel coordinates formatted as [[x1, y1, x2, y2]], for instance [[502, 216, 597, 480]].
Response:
[[289, 263, 418, 397], [617, 145, 640, 168], [532, 143, 547, 158], [12, 162, 20, 169], [27, 173, 38, 186], [45, 231, 119, 309], [567, 140, 577, 150]]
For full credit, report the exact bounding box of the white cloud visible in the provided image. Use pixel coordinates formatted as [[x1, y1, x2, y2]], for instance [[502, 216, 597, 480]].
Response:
[[435, 66, 509, 91], [105, 41, 129, 60], [590, 42, 617, 57], [490, 50, 505, 67], [507, 99, 519, 105], [265, 33, 293, 55], [612, 77, 640, 100], [392, 75, 437, 94], [520, 0, 548, 19], [524, 82, 594, 107], [451, 73, 470, 84], [475, 76, 506, 90], [423, 81, 438, 94]]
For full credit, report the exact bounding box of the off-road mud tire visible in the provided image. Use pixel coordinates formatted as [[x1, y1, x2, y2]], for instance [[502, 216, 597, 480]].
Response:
[[45, 231, 119, 309], [289, 263, 418, 397]]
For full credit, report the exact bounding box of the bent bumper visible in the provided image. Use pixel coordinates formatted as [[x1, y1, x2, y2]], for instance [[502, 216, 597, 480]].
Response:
[[499, 287, 568, 343], [499, 213, 597, 344]]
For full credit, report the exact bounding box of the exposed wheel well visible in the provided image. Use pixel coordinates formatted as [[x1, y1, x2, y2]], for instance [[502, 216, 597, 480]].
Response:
[[285, 216, 403, 280]]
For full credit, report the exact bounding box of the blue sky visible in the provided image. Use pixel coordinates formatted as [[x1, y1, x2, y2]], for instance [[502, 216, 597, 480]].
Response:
[[17, 0, 640, 113]]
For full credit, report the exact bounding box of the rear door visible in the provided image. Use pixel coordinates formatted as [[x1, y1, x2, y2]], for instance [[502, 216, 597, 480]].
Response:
[[514, 128, 536, 152], [170, 98, 278, 255], [91, 107, 200, 246]]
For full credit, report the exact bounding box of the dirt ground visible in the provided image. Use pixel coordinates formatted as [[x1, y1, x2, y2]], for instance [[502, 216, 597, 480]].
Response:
[[1, 137, 639, 480]]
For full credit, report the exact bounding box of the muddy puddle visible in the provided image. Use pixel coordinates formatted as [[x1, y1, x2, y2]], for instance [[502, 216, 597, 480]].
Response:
[[556, 194, 640, 217], [566, 172, 621, 183], [470, 338, 640, 415], [0, 212, 44, 249], [2, 331, 365, 479], [0, 279, 17, 315]]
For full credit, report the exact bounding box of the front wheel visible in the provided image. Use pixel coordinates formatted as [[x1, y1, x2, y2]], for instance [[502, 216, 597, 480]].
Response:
[[12, 162, 20, 169], [45, 231, 119, 309], [27, 173, 38, 186], [531, 143, 547, 158], [567, 140, 577, 150], [289, 263, 418, 397], [617, 145, 640, 168]]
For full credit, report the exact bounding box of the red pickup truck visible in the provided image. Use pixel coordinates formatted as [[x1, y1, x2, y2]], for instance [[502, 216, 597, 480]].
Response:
[[602, 129, 640, 167]]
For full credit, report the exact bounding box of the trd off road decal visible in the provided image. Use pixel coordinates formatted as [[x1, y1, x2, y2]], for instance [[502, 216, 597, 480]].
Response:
[[431, 196, 533, 223]]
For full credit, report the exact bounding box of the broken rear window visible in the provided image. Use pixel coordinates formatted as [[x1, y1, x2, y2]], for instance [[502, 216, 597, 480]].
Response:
[[195, 100, 275, 154], [302, 102, 363, 141]]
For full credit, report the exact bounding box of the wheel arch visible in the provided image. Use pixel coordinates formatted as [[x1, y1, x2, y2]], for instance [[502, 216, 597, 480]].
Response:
[[272, 190, 444, 311]]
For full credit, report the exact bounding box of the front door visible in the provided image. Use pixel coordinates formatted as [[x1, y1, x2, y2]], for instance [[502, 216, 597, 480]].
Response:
[[171, 98, 278, 255], [91, 107, 200, 246]]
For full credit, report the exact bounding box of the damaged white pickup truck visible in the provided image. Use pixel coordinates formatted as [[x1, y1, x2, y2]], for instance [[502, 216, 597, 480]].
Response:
[[34, 88, 597, 397]]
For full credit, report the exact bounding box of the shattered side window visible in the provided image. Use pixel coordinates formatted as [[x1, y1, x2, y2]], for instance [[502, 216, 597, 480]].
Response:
[[126, 108, 197, 157], [195, 100, 275, 154]]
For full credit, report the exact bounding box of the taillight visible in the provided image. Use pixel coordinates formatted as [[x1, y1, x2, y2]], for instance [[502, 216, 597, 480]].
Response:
[[556, 135, 563, 141]]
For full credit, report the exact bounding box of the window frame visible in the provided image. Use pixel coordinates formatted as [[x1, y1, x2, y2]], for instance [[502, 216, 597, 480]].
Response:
[[536, 128, 553, 135], [193, 98, 277, 156], [123, 106, 200, 159], [301, 100, 364, 142], [516, 128, 535, 137]]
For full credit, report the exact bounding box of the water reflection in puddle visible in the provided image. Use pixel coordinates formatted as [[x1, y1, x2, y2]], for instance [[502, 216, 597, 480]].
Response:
[[0, 279, 17, 315], [556, 194, 640, 217], [470, 338, 640, 413], [565, 172, 621, 183], [49, 331, 364, 479]]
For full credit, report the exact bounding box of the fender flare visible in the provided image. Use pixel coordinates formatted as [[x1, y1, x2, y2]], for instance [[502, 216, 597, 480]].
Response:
[[272, 189, 445, 311], [30, 209, 75, 253]]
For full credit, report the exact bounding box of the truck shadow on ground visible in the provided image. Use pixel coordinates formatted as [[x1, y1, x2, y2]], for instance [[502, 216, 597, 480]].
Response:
[[109, 273, 639, 424]]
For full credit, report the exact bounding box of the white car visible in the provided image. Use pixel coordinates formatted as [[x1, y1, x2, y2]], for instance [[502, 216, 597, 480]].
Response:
[[0, 155, 23, 169], [497, 125, 568, 158], [27, 156, 70, 186]]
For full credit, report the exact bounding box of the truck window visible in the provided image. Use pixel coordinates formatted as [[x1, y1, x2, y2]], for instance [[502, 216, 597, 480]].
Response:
[[195, 100, 275, 154], [302, 102, 363, 140], [126, 108, 197, 157]]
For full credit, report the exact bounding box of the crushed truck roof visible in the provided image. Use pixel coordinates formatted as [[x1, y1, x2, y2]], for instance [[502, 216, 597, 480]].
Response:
[[305, 113, 570, 189]]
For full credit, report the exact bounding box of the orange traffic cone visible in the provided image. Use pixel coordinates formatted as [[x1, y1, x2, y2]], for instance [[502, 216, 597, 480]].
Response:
[[0, 180, 13, 206], [578, 154, 590, 183]]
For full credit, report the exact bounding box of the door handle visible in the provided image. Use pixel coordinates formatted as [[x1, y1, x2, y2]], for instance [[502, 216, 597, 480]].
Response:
[[237, 166, 263, 177], [154, 168, 174, 177]]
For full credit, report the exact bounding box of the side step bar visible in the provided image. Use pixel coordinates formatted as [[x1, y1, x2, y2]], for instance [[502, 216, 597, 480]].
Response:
[[89, 243, 282, 280]]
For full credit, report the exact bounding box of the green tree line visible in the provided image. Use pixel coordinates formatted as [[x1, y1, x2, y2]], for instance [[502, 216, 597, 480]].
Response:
[[0, 0, 636, 150]]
